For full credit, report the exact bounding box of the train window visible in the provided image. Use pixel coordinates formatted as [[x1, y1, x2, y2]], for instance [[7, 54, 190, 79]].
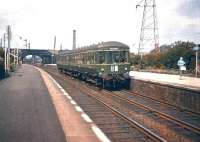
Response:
[[96, 52, 105, 64], [120, 51, 128, 63], [69, 54, 73, 63], [95, 53, 99, 63], [125, 51, 129, 62], [113, 51, 120, 63], [82, 53, 86, 64], [105, 51, 120, 63], [105, 51, 128, 64], [89, 52, 95, 64], [99, 52, 105, 64], [106, 51, 112, 64]]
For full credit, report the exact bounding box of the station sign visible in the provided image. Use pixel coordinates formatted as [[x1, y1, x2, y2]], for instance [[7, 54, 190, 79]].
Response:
[[193, 44, 200, 51]]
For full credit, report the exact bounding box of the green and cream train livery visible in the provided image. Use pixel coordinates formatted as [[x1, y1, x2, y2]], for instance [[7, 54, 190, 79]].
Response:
[[57, 41, 131, 89]]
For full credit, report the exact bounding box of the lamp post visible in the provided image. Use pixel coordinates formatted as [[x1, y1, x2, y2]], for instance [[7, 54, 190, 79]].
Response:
[[193, 44, 200, 77], [3, 33, 7, 75], [51, 54, 54, 64]]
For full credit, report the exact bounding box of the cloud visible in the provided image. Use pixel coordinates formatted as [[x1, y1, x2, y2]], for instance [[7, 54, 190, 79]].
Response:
[[177, 0, 200, 18], [0, 16, 7, 29], [178, 22, 200, 42], [0, 12, 10, 35]]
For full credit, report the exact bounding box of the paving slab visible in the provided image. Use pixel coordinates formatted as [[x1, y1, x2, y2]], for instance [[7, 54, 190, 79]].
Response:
[[0, 64, 67, 142], [0, 64, 109, 142], [130, 71, 200, 91], [37, 67, 106, 142]]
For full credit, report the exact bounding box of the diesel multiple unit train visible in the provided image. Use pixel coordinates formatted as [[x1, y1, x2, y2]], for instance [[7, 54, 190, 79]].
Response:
[[56, 41, 131, 89]]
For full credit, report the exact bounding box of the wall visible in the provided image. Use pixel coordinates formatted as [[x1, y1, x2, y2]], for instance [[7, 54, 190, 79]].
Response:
[[130, 79, 200, 114]]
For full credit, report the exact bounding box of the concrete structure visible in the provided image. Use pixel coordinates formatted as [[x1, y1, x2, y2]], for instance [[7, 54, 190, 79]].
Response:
[[130, 71, 200, 114], [0, 64, 109, 142], [0, 65, 66, 141]]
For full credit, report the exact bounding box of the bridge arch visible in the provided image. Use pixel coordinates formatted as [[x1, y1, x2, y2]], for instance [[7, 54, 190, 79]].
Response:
[[20, 49, 54, 64]]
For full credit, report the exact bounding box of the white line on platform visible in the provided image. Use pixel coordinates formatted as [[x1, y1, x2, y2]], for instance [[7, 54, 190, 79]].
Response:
[[67, 96, 72, 100], [92, 125, 111, 142], [63, 92, 69, 96], [60, 88, 66, 93], [75, 106, 83, 112], [70, 100, 77, 105], [36, 67, 111, 142], [81, 113, 93, 123]]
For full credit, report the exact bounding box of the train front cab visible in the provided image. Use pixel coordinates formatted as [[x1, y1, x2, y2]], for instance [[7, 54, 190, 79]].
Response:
[[96, 63, 131, 90], [95, 49, 131, 90]]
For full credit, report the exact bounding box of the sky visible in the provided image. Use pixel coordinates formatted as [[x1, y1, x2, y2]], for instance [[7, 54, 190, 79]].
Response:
[[0, 0, 200, 53]]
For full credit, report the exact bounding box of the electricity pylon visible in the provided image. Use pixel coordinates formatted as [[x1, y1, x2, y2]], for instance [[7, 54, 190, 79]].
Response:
[[136, 0, 160, 56]]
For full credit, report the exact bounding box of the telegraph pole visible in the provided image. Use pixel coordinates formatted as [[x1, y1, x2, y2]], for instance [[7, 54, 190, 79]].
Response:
[[60, 44, 62, 51], [193, 45, 200, 77], [17, 48, 19, 65], [7, 25, 11, 72], [54, 36, 56, 51], [4, 33, 7, 73], [24, 39, 27, 49], [28, 42, 30, 50], [13, 48, 16, 67], [196, 51, 198, 77], [53, 36, 56, 63]]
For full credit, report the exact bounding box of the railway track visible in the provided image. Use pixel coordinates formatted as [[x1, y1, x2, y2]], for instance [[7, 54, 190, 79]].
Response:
[[42, 66, 166, 142], [121, 90, 200, 117], [42, 66, 200, 142], [89, 88, 200, 142], [116, 90, 200, 134]]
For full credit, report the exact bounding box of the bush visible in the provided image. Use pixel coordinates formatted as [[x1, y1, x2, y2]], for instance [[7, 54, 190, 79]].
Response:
[[130, 41, 196, 72]]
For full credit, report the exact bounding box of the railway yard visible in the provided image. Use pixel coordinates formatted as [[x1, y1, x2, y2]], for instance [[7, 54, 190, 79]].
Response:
[[41, 65, 200, 142]]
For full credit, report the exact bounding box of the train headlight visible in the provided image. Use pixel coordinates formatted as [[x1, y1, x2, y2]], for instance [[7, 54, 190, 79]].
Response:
[[125, 67, 127, 71], [101, 68, 104, 72], [99, 72, 102, 77]]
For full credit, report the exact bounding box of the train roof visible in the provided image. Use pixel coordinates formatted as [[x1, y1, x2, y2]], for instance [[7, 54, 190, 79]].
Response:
[[58, 41, 129, 55], [79, 41, 129, 49], [97, 41, 129, 48]]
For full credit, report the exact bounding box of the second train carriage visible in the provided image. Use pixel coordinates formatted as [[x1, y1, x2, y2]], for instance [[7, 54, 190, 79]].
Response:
[[56, 41, 130, 89]]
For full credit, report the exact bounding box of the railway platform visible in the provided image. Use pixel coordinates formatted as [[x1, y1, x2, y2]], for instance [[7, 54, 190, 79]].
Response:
[[130, 71, 200, 91], [0, 64, 110, 142], [129, 71, 200, 114]]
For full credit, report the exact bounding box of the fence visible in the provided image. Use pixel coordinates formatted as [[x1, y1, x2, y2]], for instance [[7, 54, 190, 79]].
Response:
[[0, 57, 5, 79]]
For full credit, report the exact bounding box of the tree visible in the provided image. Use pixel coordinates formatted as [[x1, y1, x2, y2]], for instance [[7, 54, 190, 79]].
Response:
[[0, 48, 4, 58], [130, 41, 196, 71]]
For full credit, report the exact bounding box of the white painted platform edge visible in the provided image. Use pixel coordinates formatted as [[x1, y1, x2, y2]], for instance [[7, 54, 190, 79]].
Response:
[[45, 71, 111, 142]]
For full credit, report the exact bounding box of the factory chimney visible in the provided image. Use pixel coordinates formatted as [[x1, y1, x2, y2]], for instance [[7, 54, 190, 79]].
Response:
[[73, 30, 76, 50]]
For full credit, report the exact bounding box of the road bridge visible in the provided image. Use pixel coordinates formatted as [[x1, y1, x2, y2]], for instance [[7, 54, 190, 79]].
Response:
[[19, 49, 57, 64]]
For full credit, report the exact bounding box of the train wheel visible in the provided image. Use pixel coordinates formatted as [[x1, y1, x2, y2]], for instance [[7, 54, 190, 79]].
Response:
[[102, 79, 105, 89], [112, 79, 119, 90], [125, 78, 131, 90]]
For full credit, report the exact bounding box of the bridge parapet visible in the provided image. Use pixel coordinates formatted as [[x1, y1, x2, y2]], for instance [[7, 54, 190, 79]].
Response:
[[19, 49, 57, 64]]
